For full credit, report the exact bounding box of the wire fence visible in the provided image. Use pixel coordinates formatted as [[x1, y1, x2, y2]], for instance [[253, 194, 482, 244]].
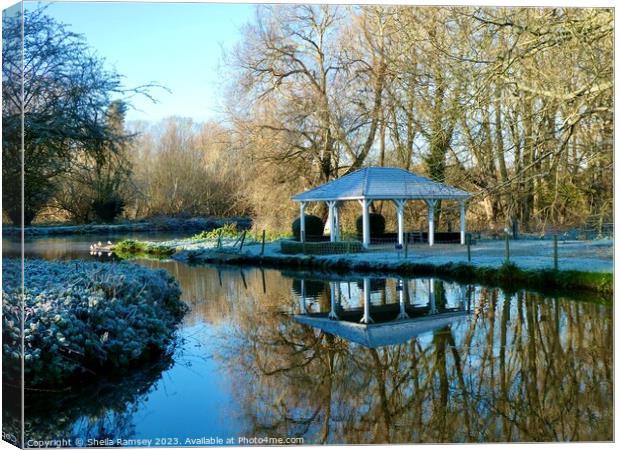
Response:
[[472, 222, 613, 241], [273, 233, 588, 272], [206, 223, 612, 272]]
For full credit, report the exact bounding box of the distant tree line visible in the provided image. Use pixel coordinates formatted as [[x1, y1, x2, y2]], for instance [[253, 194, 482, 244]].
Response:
[[3, 6, 612, 234]]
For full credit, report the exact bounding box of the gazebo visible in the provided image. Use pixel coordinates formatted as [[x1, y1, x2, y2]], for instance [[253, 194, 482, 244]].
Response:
[[292, 167, 471, 248]]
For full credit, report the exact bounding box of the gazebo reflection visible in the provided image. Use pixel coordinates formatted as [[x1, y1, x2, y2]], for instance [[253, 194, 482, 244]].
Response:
[[292, 275, 471, 348]]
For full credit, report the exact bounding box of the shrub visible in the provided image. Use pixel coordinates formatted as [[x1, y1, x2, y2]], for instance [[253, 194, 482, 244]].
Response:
[[92, 196, 125, 223], [280, 239, 363, 255], [2, 258, 186, 387], [292, 214, 324, 240], [113, 239, 175, 257], [355, 212, 386, 236]]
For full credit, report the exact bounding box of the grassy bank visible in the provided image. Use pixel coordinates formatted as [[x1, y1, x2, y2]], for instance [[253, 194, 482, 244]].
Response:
[[111, 226, 291, 258], [110, 230, 612, 297], [182, 251, 613, 298]]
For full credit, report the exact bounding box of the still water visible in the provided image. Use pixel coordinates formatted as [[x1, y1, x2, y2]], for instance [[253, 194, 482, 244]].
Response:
[[3, 235, 613, 444]]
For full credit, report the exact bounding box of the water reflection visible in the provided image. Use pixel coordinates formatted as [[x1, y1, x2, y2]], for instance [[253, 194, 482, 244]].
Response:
[[2, 239, 613, 444], [213, 273, 612, 443], [1, 231, 193, 261], [18, 358, 174, 444], [293, 276, 470, 348]]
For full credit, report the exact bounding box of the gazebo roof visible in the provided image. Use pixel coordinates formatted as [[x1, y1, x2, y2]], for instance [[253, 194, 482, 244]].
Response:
[[293, 311, 469, 348], [292, 167, 471, 202]]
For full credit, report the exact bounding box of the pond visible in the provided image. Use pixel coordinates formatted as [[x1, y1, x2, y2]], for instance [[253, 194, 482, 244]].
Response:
[[2, 235, 613, 444]]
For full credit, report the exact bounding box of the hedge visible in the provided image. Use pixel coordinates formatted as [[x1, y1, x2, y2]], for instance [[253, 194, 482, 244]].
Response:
[[355, 213, 386, 236], [280, 239, 364, 255], [292, 214, 325, 240]]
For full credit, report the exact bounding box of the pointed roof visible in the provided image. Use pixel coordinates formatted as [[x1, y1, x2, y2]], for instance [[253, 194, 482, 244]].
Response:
[[292, 167, 470, 202], [293, 311, 469, 348]]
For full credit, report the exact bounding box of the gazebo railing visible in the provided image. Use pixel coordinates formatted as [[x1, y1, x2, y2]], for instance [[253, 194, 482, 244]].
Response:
[[354, 232, 463, 245]]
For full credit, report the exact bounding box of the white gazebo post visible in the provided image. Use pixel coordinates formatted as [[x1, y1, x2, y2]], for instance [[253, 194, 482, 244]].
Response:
[[299, 279, 307, 313], [333, 202, 340, 241], [327, 201, 336, 242], [459, 200, 466, 245], [361, 198, 370, 248], [429, 278, 437, 314], [460, 285, 468, 311], [299, 202, 306, 242], [394, 199, 406, 246], [360, 277, 374, 324], [328, 282, 339, 320], [426, 199, 436, 246], [397, 280, 409, 320]]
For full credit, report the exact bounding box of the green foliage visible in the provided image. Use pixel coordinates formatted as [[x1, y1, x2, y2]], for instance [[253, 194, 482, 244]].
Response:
[[400, 261, 613, 297], [355, 213, 386, 236], [2, 258, 186, 387], [191, 223, 239, 240], [113, 239, 175, 257], [292, 214, 324, 240], [244, 228, 292, 243], [280, 239, 363, 255], [261, 229, 292, 242]]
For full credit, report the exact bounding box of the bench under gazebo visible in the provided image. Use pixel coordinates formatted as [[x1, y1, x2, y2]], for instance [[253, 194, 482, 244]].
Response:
[[292, 167, 471, 248]]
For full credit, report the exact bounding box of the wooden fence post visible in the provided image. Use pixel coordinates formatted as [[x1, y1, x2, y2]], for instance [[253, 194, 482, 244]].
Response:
[[260, 230, 266, 256], [467, 233, 471, 262], [404, 234, 409, 258], [553, 233, 558, 270], [239, 230, 247, 252], [505, 233, 510, 263], [217, 228, 223, 249]]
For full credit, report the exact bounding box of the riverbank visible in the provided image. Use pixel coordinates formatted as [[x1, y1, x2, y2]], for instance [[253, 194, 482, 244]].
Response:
[[113, 236, 613, 296], [2, 216, 251, 237]]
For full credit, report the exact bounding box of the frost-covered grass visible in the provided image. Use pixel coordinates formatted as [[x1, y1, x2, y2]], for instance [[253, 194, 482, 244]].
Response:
[[2, 258, 186, 387]]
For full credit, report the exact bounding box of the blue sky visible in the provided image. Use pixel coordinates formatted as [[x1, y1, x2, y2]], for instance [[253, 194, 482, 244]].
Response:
[[25, 1, 256, 123]]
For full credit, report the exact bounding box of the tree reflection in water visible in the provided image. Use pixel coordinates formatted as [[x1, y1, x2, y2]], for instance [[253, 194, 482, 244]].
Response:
[[213, 274, 612, 443], [7, 258, 610, 445]]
